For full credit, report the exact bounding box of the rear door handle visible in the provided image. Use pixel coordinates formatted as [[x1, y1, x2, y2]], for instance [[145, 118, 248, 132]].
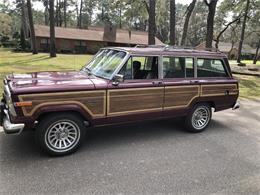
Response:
[[190, 80, 199, 84], [152, 81, 163, 85]]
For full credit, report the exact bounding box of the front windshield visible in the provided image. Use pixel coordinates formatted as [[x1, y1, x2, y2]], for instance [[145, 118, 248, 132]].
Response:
[[82, 49, 127, 79]]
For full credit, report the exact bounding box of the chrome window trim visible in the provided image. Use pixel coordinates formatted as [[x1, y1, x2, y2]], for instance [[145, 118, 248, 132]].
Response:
[[194, 57, 198, 78]]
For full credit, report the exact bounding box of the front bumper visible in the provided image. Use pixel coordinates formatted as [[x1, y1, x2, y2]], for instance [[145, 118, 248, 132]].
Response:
[[1, 108, 25, 135], [232, 101, 240, 110]]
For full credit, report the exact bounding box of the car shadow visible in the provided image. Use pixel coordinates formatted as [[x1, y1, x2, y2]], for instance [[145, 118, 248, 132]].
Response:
[[0, 117, 231, 160]]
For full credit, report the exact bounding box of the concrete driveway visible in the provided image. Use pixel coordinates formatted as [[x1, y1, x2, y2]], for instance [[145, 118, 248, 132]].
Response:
[[0, 99, 260, 194]]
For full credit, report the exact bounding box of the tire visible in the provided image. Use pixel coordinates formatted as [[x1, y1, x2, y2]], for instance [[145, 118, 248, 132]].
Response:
[[184, 103, 212, 133], [35, 113, 86, 156]]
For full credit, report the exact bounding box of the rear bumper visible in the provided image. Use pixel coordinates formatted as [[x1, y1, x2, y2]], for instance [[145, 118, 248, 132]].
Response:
[[232, 101, 240, 110], [1, 108, 25, 135]]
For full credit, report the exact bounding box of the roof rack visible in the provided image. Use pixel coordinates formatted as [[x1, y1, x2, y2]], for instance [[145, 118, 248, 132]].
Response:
[[134, 44, 166, 48], [134, 44, 222, 53], [163, 45, 221, 53]]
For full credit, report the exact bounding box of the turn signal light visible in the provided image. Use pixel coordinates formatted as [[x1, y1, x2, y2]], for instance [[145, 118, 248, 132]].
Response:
[[14, 101, 33, 107]]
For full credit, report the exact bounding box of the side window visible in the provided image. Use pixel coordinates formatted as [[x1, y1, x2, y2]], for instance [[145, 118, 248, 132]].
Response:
[[119, 56, 158, 79], [163, 57, 194, 78], [197, 58, 227, 77]]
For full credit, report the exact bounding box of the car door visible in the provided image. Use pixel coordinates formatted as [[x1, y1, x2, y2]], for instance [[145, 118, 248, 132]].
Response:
[[162, 56, 200, 116], [107, 55, 164, 118]]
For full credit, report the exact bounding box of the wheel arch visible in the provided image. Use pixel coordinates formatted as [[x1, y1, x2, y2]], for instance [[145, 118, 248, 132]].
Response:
[[190, 99, 216, 111], [33, 105, 92, 127]]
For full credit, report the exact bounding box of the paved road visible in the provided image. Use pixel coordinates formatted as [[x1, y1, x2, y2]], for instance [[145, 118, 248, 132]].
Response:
[[0, 99, 260, 194]]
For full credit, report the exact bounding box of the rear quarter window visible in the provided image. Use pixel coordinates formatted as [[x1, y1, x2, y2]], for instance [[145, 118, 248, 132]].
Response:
[[197, 58, 228, 77]]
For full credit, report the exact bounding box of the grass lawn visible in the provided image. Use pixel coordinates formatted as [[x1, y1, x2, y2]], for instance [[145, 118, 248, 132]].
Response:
[[0, 48, 93, 92], [0, 48, 260, 99], [229, 60, 260, 65]]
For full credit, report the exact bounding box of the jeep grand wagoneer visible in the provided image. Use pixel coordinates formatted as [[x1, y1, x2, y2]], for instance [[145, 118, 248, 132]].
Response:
[[0, 46, 239, 155]]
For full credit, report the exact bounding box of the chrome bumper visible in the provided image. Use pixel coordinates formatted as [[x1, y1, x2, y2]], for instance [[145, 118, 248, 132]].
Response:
[[232, 101, 240, 110], [2, 109, 25, 134]]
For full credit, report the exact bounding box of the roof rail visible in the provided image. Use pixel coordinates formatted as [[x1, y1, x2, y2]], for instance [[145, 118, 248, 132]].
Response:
[[163, 45, 196, 51], [163, 45, 222, 53], [135, 44, 166, 48]]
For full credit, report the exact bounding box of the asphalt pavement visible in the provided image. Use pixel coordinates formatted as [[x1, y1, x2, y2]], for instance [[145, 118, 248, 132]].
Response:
[[0, 99, 260, 194]]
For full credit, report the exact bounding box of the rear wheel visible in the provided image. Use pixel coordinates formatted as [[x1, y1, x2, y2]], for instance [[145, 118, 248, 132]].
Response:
[[35, 113, 86, 156], [185, 103, 212, 133]]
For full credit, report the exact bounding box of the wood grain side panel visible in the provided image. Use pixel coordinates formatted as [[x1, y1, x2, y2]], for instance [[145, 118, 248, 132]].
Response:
[[18, 91, 106, 117], [164, 85, 200, 109], [108, 87, 164, 115], [201, 84, 238, 97]]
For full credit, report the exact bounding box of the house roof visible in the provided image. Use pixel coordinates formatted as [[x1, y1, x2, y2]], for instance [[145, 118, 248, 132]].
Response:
[[34, 25, 163, 45], [196, 41, 256, 54]]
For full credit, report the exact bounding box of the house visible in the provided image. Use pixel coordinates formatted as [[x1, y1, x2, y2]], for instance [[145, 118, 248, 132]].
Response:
[[196, 41, 256, 60], [34, 25, 163, 54]]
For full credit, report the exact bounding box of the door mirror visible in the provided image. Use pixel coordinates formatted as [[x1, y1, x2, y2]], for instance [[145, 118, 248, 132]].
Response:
[[112, 74, 124, 85]]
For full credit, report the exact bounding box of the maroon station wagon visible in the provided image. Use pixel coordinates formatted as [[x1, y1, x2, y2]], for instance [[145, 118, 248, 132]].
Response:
[[0, 46, 239, 156]]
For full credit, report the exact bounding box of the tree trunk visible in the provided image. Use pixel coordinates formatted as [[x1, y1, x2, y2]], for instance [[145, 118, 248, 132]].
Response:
[[21, 0, 28, 38], [64, 0, 67, 27], [78, 0, 83, 28], [26, 0, 38, 54], [169, 0, 176, 45], [237, 0, 250, 63], [181, 0, 196, 46], [44, 0, 49, 25], [148, 0, 156, 45], [55, 0, 59, 26], [59, 0, 62, 26], [49, 0, 56, 57], [253, 39, 260, 64], [204, 0, 218, 48], [20, 28, 26, 50], [119, 4, 122, 29]]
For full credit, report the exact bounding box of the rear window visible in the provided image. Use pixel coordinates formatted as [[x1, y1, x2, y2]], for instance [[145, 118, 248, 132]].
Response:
[[197, 58, 228, 77]]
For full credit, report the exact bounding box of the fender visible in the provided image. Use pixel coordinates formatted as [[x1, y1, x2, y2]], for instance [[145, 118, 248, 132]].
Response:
[[32, 103, 93, 122]]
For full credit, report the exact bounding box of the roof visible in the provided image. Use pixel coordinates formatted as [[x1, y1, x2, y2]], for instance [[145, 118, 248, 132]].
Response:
[[106, 46, 227, 58], [34, 25, 163, 45], [196, 41, 256, 54]]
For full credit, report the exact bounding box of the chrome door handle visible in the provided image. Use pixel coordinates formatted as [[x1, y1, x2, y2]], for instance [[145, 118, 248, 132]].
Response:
[[152, 81, 163, 85], [190, 80, 199, 84]]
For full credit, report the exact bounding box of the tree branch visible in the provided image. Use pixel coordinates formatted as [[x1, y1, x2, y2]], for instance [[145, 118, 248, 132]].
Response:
[[204, 0, 210, 6], [214, 15, 243, 49]]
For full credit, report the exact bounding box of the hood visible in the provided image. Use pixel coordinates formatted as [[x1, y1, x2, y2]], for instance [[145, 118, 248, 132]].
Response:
[[6, 71, 108, 94]]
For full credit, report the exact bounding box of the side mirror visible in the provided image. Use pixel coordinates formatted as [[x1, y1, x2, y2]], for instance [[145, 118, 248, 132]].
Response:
[[112, 74, 124, 86]]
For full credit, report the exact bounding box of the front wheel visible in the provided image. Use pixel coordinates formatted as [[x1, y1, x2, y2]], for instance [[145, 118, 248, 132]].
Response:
[[185, 104, 212, 133], [35, 113, 86, 156]]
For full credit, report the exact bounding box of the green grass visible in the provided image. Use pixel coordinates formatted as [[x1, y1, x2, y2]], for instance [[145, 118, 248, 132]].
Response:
[[0, 48, 93, 92], [233, 74, 260, 99], [229, 60, 260, 65], [0, 49, 259, 99]]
